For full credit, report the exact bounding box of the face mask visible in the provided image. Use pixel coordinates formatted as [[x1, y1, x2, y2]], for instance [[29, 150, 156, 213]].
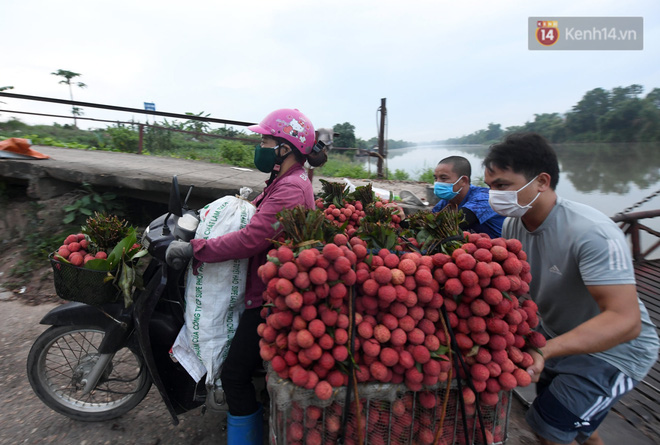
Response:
[[488, 175, 541, 218], [254, 144, 278, 173], [434, 176, 464, 200]]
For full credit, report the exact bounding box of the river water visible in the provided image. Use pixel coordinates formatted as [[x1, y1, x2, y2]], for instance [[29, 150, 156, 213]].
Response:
[[359, 142, 660, 256]]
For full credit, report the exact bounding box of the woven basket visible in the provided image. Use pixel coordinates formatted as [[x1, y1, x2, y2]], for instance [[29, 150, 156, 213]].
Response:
[[49, 253, 121, 305]]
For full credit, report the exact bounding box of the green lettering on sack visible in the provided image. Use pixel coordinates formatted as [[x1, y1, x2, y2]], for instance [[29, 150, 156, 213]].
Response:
[[203, 201, 228, 238]]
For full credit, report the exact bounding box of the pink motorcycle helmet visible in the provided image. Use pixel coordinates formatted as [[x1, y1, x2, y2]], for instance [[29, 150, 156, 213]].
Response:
[[248, 108, 316, 155]]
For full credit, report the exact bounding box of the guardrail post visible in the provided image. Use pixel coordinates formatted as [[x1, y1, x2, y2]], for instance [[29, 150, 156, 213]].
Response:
[[630, 220, 642, 261], [138, 124, 144, 154]]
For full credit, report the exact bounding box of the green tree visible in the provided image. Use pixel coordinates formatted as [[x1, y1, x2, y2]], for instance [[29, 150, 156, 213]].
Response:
[[610, 84, 643, 107], [523, 113, 566, 142], [183, 111, 211, 136], [333, 122, 356, 148], [644, 88, 660, 109], [51, 69, 87, 127], [484, 123, 503, 142], [565, 87, 610, 137]]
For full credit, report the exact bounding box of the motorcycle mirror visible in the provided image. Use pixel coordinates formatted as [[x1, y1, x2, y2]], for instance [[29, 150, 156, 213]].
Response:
[[182, 185, 194, 210], [168, 176, 183, 217]]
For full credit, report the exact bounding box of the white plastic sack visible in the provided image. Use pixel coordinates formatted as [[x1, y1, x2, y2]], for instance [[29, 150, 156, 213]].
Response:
[[172, 194, 255, 385]]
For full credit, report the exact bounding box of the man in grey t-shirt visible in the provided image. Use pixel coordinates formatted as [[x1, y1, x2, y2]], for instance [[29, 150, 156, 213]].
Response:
[[483, 133, 659, 445]]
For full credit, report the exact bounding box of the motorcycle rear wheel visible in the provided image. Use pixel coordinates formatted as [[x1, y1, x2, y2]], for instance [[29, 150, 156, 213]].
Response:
[[27, 325, 152, 421]]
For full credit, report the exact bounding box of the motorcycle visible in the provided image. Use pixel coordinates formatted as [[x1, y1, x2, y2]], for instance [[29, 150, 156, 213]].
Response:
[[26, 176, 253, 424]]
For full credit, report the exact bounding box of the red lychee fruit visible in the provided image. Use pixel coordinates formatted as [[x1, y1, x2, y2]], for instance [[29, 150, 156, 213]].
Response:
[[526, 331, 547, 348], [480, 391, 500, 406], [498, 372, 518, 391], [285, 292, 303, 311], [390, 328, 407, 346], [333, 256, 352, 274], [373, 266, 393, 285], [506, 238, 523, 254], [362, 278, 379, 297], [373, 324, 391, 343], [443, 278, 463, 296], [460, 270, 479, 288], [69, 253, 83, 266], [296, 329, 314, 349], [296, 248, 318, 269], [308, 319, 326, 338], [314, 380, 333, 400], [64, 234, 78, 245], [370, 361, 389, 382], [470, 363, 490, 382], [333, 233, 348, 246], [503, 256, 523, 275], [490, 245, 509, 262], [418, 391, 437, 409], [57, 246, 71, 259], [470, 299, 491, 317], [277, 245, 294, 263], [491, 275, 511, 292], [513, 368, 532, 387], [455, 253, 476, 270], [275, 278, 294, 296], [322, 243, 343, 261], [442, 262, 460, 278], [398, 258, 417, 276], [332, 345, 349, 362]]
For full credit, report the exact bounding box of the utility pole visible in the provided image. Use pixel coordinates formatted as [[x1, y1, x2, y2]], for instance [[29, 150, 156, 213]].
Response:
[[377, 98, 387, 179]]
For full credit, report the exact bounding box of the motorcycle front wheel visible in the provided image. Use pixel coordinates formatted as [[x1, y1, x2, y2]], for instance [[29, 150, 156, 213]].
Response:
[[27, 325, 152, 421]]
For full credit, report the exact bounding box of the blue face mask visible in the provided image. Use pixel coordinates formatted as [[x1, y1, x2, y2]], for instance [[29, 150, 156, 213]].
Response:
[[434, 176, 465, 200]]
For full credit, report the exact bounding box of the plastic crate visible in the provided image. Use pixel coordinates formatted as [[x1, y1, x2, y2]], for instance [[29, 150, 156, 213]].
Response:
[[267, 369, 510, 445], [49, 254, 121, 305]]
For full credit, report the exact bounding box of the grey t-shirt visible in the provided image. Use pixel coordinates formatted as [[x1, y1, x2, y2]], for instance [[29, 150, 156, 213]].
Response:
[[503, 197, 659, 381]]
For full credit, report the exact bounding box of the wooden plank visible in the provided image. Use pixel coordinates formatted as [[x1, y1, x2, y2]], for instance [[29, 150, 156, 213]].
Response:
[[611, 400, 660, 439], [620, 389, 660, 416], [612, 259, 660, 442], [611, 407, 660, 440]]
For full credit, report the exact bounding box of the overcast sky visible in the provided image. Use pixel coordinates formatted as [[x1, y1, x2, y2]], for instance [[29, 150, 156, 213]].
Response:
[[1, 0, 658, 143]]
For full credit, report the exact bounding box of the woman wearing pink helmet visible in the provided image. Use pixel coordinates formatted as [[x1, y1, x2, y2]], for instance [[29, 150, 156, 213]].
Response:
[[165, 108, 327, 444]]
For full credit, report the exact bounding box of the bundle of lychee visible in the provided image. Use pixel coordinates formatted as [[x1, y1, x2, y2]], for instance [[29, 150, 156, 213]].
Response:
[[53, 213, 143, 270], [315, 180, 404, 239], [53, 233, 108, 267], [259, 202, 545, 406], [433, 231, 546, 405], [257, 236, 362, 401]]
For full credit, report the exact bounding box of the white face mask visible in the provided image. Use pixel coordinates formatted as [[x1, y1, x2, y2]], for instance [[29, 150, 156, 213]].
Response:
[[488, 175, 541, 218]]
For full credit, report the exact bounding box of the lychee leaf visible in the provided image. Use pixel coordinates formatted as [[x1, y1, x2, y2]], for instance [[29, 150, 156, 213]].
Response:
[[432, 346, 450, 358], [266, 255, 281, 265], [466, 345, 480, 357], [502, 291, 512, 301], [84, 258, 113, 271]]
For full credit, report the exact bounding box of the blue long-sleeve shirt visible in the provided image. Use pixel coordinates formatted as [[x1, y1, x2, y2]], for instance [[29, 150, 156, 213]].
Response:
[[431, 185, 504, 238]]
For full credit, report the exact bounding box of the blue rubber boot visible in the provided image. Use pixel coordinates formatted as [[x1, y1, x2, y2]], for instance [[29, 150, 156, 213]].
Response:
[[227, 404, 263, 445]]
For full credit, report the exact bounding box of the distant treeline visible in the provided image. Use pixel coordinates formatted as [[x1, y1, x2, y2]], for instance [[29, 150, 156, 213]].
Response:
[[445, 85, 660, 144]]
